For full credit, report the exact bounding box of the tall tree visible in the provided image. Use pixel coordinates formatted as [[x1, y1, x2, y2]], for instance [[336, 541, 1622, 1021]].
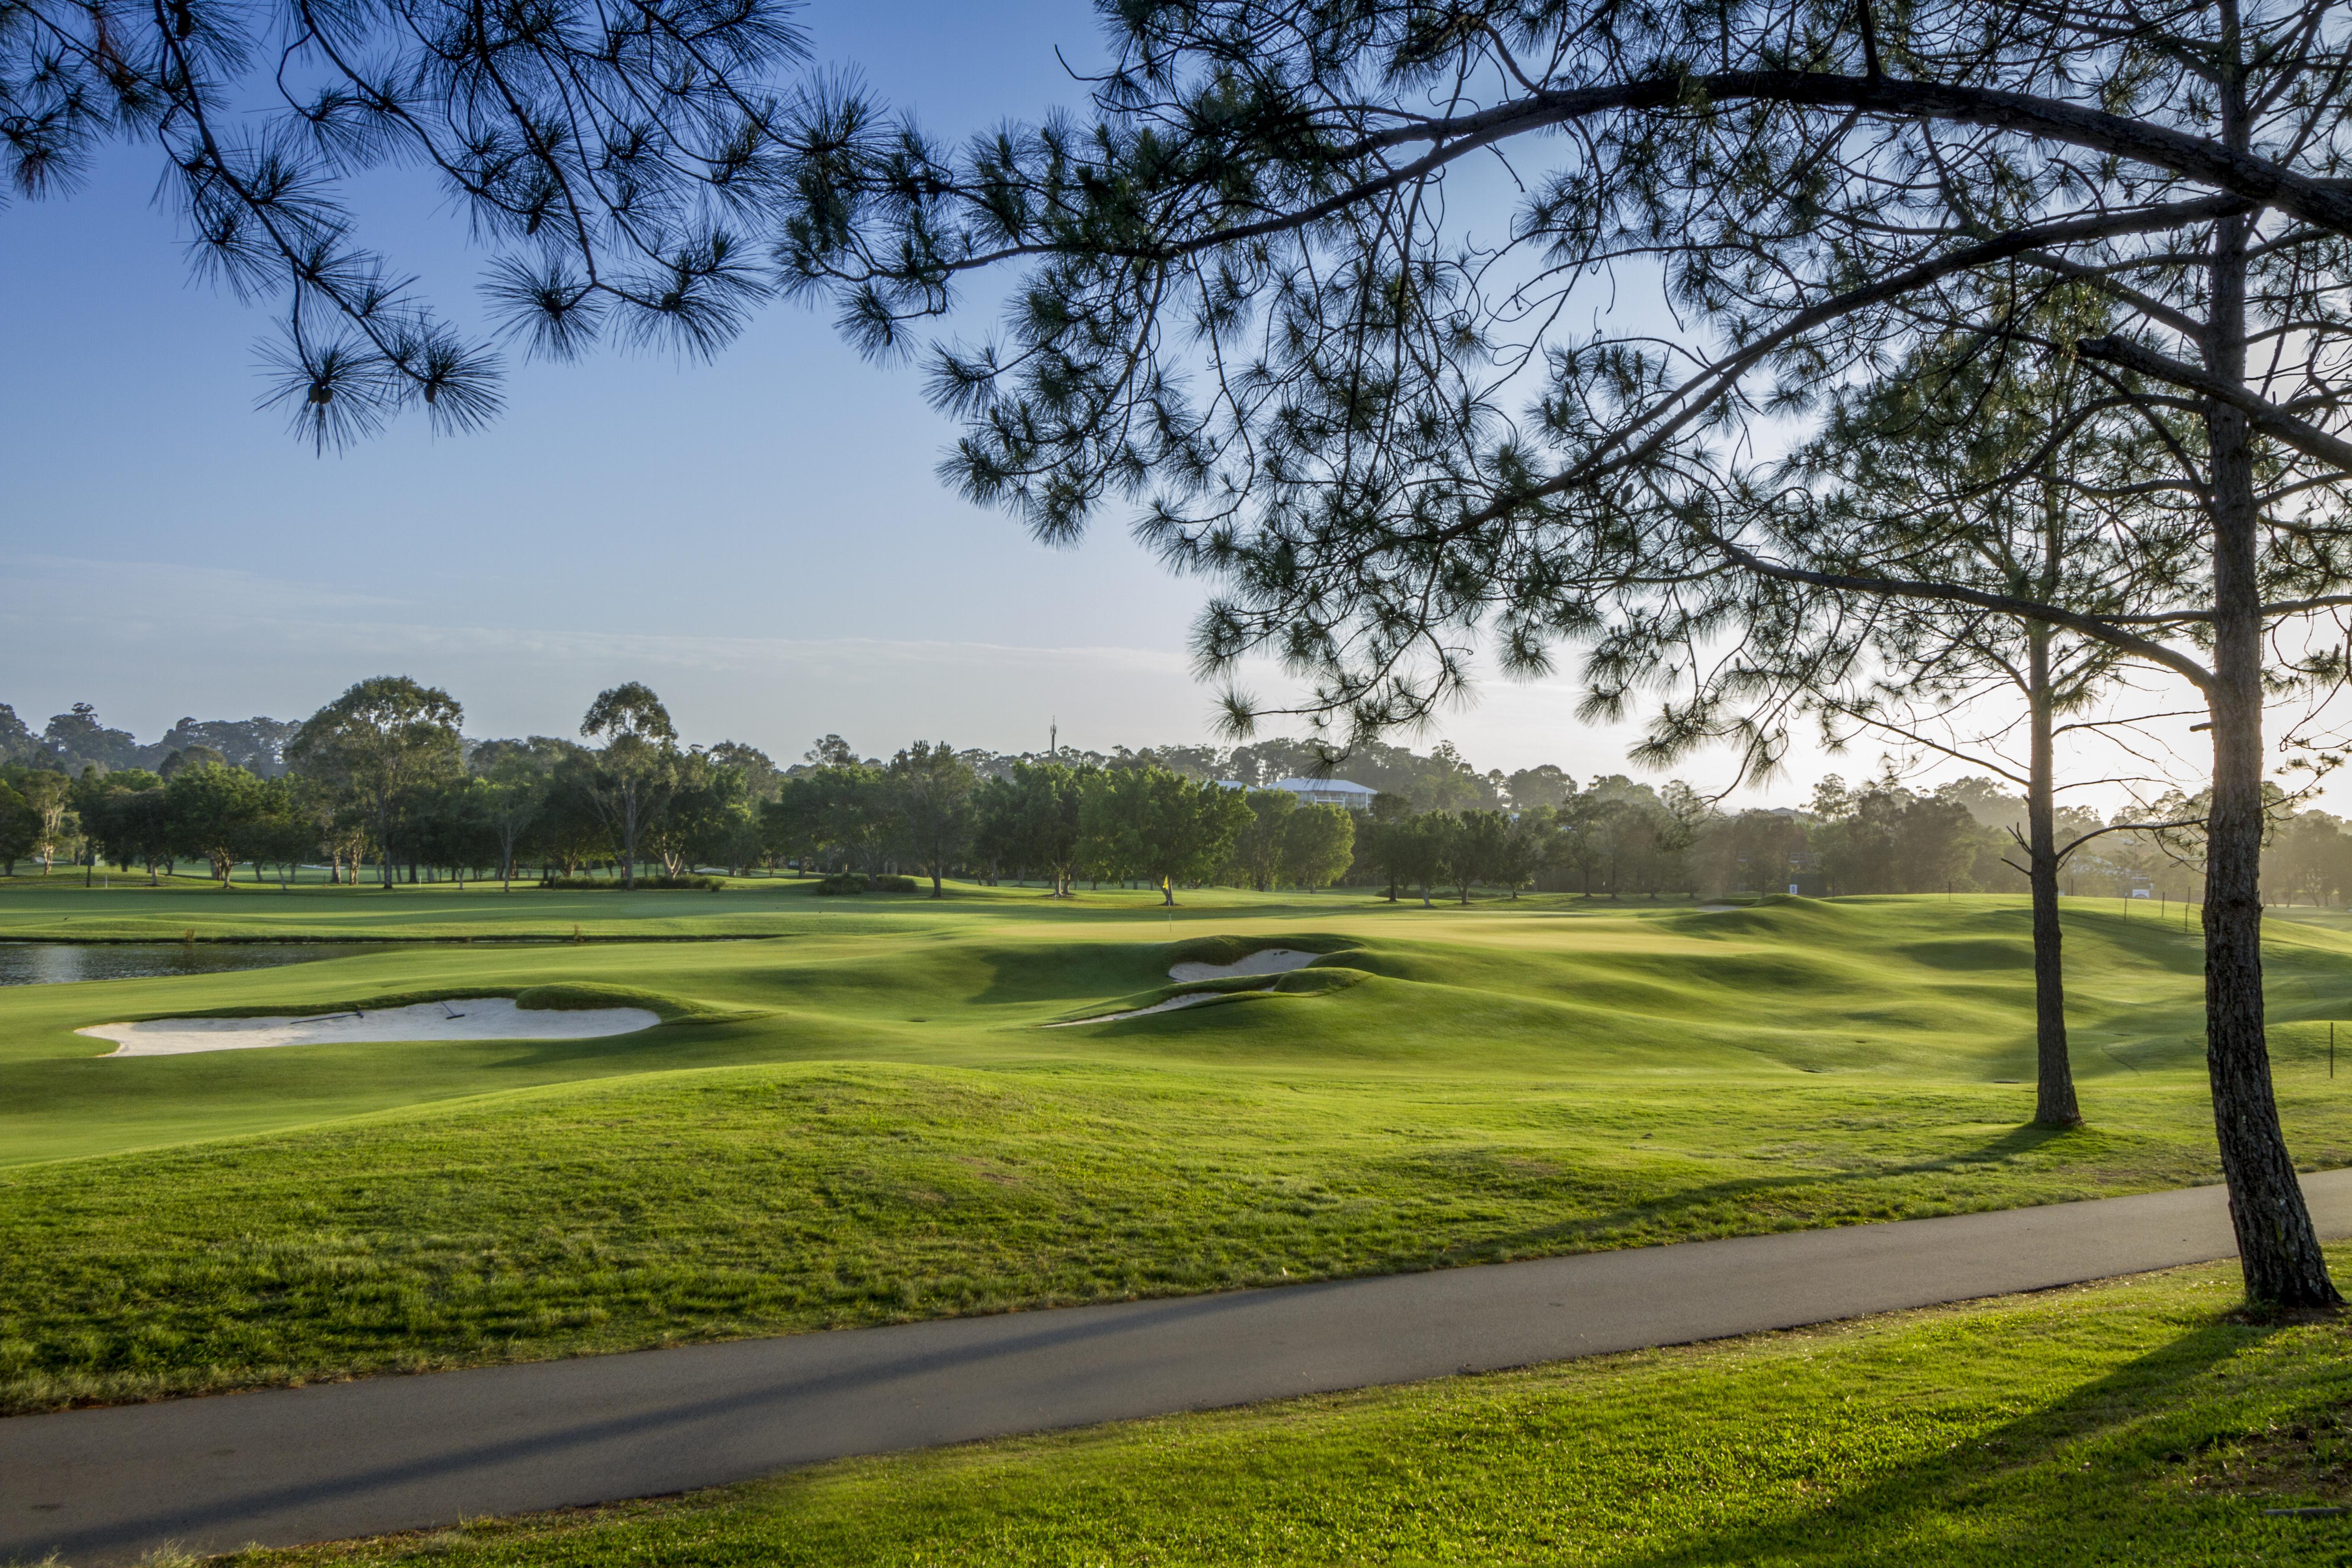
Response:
[[165, 763, 266, 886], [17, 771, 74, 875], [1009, 760, 1092, 895], [471, 748, 556, 890], [1077, 768, 1254, 905], [42, 705, 141, 771], [1678, 316, 2207, 1128], [0, 775, 37, 875], [1280, 803, 1357, 891], [886, 741, 977, 897], [0, 706, 34, 765], [580, 683, 678, 889], [1454, 809, 1511, 904], [1230, 788, 1299, 891], [1360, 791, 1416, 902], [287, 676, 464, 888], [1386, 812, 1457, 908], [785, 0, 2352, 1306]]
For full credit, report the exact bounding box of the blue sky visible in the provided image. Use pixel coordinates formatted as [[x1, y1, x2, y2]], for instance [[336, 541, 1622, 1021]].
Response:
[[3, 0, 1670, 779], [0, 0, 2230, 811]]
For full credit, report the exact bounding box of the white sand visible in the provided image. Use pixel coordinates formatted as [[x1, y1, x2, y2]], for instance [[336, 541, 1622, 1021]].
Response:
[[1044, 992, 1237, 1027], [79, 999, 660, 1058], [1168, 948, 1319, 982]]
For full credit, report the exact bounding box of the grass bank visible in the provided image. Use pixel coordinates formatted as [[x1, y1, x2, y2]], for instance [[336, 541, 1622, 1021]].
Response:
[[208, 1250, 2352, 1568], [8, 1061, 2325, 1413]]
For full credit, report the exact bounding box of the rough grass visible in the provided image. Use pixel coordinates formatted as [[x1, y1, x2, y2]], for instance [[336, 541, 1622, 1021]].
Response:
[[10, 1063, 2332, 1414], [7, 886, 2352, 1415], [211, 1250, 2352, 1568]]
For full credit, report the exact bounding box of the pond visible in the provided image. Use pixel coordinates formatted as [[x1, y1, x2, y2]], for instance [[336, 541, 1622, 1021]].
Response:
[[0, 942, 414, 988]]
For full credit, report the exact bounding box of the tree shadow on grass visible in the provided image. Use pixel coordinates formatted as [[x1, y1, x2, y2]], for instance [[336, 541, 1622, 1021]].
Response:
[[1412, 1121, 2149, 1261], [1611, 1314, 2348, 1568]]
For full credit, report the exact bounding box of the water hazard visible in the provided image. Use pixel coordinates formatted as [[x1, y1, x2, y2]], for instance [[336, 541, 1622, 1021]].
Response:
[[0, 942, 408, 987]]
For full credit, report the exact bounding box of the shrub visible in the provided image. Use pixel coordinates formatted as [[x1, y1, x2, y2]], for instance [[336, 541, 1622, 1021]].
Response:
[[537, 875, 726, 892], [818, 872, 920, 894]]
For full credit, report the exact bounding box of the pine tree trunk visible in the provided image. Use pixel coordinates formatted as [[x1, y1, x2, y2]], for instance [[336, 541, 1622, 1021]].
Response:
[[2200, 113, 2338, 1303], [2025, 624, 2080, 1127]]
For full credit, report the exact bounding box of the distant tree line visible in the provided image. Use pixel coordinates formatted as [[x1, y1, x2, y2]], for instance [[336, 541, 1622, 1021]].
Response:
[[1355, 769, 2352, 909], [11, 687, 2352, 907], [0, 686, 1356, 899], [0, 704, 296, 779]]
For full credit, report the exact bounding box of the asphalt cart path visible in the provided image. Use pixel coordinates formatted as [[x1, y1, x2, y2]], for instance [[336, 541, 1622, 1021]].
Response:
[[11, 1170, 2352, 1566]]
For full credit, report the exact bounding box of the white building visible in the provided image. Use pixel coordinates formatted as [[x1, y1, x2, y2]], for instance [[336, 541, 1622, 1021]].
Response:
[[1269, 777, 1379, 811]]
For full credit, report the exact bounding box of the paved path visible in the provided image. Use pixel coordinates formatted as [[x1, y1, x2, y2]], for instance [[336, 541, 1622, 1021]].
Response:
[[10, 1171, 2352, 1567]]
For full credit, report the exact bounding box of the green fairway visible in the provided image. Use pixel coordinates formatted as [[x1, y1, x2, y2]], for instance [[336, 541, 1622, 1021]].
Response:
[[208, 1250, 2352, 1568], [5, 882, 2352, 1414]]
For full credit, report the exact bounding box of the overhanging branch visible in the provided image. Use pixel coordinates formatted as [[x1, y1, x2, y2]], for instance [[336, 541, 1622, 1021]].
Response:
[[2076, 335, 2352, 474]]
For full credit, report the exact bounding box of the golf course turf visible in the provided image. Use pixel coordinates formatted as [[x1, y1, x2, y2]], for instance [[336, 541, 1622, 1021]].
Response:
[[172, 1250, 2352, 1568], [5, 877, 2352, 1436]]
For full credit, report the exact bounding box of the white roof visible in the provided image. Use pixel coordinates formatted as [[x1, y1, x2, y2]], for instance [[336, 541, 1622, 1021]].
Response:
[[1271, 777, 1377, 796]]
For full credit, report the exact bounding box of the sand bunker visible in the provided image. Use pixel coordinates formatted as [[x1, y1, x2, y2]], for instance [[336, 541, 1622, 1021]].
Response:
[[80, 998, 660, 1058], [1168, 948, 1319, 982], [1044, 992, 1237, 1027]]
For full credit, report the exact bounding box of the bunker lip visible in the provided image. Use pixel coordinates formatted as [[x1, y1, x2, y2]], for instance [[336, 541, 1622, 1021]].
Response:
[[1044, 992, 1241, 1027], [1167, 948, 1320, 982], [78, 999, 660, 1057]]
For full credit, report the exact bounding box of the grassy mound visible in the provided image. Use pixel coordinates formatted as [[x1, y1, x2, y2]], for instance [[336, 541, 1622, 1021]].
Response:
[[5, 887, 2352, 1412]]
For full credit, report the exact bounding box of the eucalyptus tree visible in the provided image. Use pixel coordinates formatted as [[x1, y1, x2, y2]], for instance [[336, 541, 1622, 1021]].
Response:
[[884, 741, 977, 897], [1455, 808, 1509, 903], [16, 769, 74, 874], [0, 775, 32, 875], [287, 676, 463, 887], [164, 762, 265, 885], [1074, 767, 1254, 904], [1385, 811, 1456, 908], [3, 0, 813, 446], [472, 750, 554, 889], [777, 0, 2352, 1306], [1280, 801, 1357, 888], [580, 682, 677, 887], [1006, 759, 1092, 895], [1230, 786, 1298, 890]]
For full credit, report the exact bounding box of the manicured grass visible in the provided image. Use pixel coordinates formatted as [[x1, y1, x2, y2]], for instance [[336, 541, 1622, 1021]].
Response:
[[0, 870, 1328, 943], [10, 1061, 2327, 1413], [6, 888, 2352, 1415], [211, 1250, 2352, 1568]]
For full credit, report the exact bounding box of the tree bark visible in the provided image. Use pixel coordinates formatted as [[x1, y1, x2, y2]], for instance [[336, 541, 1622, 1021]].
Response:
[[622, 785, 639, 890], [2201, 50, 2339, 1303], [2025, 624, 2081, 1127]]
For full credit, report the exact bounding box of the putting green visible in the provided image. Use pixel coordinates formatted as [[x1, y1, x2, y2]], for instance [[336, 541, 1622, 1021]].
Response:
[[4, 882, 2351, 1412]]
